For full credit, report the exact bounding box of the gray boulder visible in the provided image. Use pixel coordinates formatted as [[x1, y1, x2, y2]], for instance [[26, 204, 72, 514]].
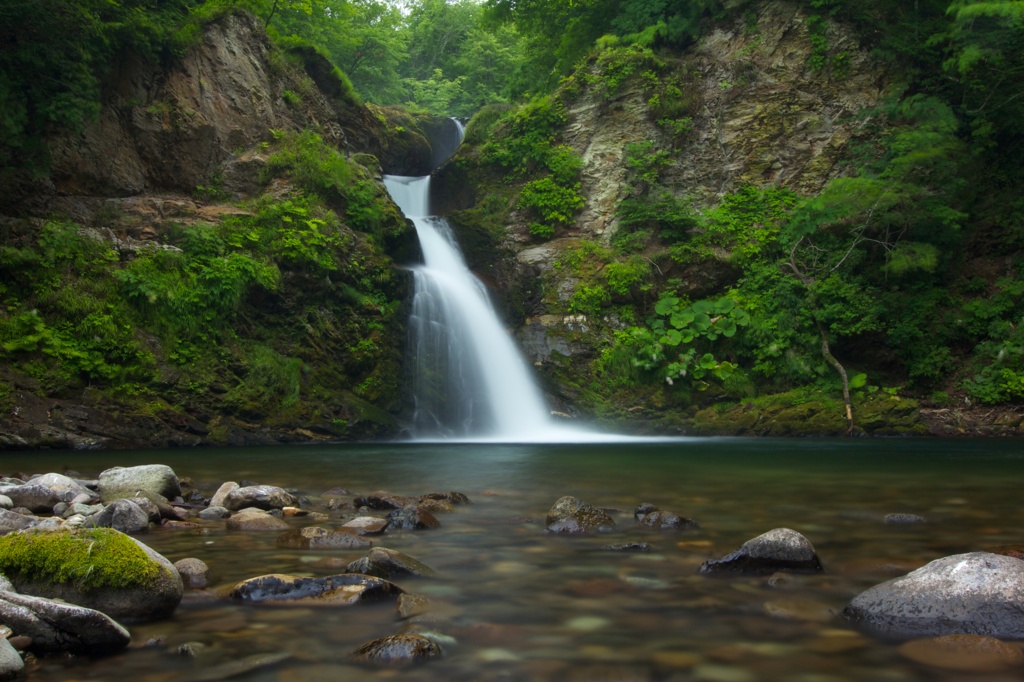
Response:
[[0, 582, 130, 655], [842, 552, 1024, 640], [0, 496, 11, 510], [545, 496, 615, 534], [90, 499, 150, 533], [199, 505, 231, 520], [0, 509, 38, 534], [98, 465, 180, 502], [0, 485, 64, 513], [346, 547, 437, 579], [700, 528, 824, 576], [386, 506, 441, 530], [340, 516, 388, 535], [230, 573, 402, 606], [27, 474, 91, 500], [224, 485, 297, 511]]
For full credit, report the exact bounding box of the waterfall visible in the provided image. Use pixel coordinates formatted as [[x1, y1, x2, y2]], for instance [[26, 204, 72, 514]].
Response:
[[384, 173, 558, 440]]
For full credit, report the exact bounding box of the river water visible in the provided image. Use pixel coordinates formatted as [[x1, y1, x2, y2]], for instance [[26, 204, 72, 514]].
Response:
[[6, 437, 1024, 681]]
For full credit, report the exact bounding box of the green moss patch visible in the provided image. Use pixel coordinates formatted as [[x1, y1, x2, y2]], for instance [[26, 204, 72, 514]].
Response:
[[0, 528, 160, 591]]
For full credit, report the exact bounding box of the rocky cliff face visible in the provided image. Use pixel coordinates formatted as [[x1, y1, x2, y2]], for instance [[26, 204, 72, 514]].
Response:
[[436, 1, 909, 433], [0, 12, 452, 450]]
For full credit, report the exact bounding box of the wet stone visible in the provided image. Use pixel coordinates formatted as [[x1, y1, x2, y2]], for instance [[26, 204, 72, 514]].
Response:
[[199, 505, 230, 520], [351, 633, 442, 665], [634, 503, 659, 520], [346, 547, 437, 579], [224, 485, 297, 511], [638, 510, 700, 530], [604, 542, 651, 552], [700, 528, 824, 576], [545, 496, 615, 534], [898, 634, 1024, 673], [397, 593, 432, 619], [885, 513, 927, 524], [230, 573, 403, 606], [420, 491, 470, 505], [174, 558, 210, 589], [226, 508, 290, 532], [386, 506, 441, 530], [277, 526, 372, 550], [341, 516, 388, 535], [192, 651, 291, 681], [354, 491, 418, 510]]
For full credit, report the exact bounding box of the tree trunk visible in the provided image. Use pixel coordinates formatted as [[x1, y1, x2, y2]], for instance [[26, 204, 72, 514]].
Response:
[[817, 322, 854, 435], [264, 0, 280, 29]]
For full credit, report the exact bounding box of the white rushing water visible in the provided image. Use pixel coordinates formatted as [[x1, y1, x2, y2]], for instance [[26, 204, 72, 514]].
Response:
[[385, 174, 572, 441]]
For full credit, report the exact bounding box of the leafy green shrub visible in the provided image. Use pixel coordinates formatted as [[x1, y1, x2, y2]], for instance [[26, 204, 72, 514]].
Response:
[[604, 256, 651, 296], [464, 103, 515, 145], [518, 177, 585, 240]]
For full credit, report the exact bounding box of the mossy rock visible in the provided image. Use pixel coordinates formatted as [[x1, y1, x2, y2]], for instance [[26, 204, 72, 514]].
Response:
[[0, 528, 183, 622]]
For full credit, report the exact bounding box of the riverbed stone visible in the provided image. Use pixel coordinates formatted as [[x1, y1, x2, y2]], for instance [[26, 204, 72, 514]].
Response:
[[0, 485, 64, 513], [346, 547, 437, 579], [421, 491, 470, 505], [27, 473, 93, 500], [417, 498, 455, 514], [174, 558, 209, 588], [0, 637, 22, 678], [386, 506, 441, 530], [226, 508, 290, 531], [230, 573, 403, 606], [355, 491, 418, 510], [397, 593, 432, 619], [0, 528, 183, 622], [897, 634, 1024, 672], [638, 510, 700, 530], [341, 517, 389, 535], [209, 481, 239, 508], [0, 496, 11, 511], [98, 464, 180, 502], [841, 552, 1024, 640], [224, 485, 297, 511], [884, 513, 927, 524], [277, 526, 372, 550], [545, 496, 615, 534], [0, 586, 131, 656], [199, 505, 230, 519], [0, 509, 38, 534], [700, 528, 824, 576], [351, 633, 442, 665], [90, 498, 151, 533]]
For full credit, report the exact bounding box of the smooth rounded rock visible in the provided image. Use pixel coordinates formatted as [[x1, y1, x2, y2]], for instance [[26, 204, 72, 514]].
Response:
[[0, 485, 64, 513], [224, 485, 297, 512], [420, 491, 470, 505], [341, 516, 389, 535], [355, 491, 418, 510], [885, 513, 927, 524], [0, 496, 10, 510], [174, 558, 210, 588], [841, 552, 1024, 640], [700, 528, 824, 576], [90, 498, 150, 533], [98, 465, 180, 503], [0, 637, 23, 678], [897, 634, 1024, 672], [0, 508, 38, 533], [545, 496, 615, 534], [346, 547, 437, 579], [199, 505, 230, 520], [230, 573, 402, 606], [638, 510, 700, 530], [209, 482, 239, 508], [226, 509, 290, 532], [351, 633, 442, 665], [27, 473, 91, 499], [277, 526, 372, 550]]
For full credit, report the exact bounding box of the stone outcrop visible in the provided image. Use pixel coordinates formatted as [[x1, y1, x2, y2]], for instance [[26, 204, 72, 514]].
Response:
[[700, 528, 824, 576]]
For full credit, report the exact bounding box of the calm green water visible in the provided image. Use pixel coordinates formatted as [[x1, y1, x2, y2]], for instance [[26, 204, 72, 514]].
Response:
[[6, 437, 1024, 681]]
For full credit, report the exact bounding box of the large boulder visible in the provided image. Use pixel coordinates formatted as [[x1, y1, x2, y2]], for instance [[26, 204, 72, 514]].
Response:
[[27, 474, 93, 500], [98, 465, 180, 502], [224, 485, 297, 511], [0, 576, 131, 655], [700, 528, 824, 576], [0, 528, 183, 622], [545, 496, 615, 534], [841, 552, 1024, 640], [230, 573, 402, 606]]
